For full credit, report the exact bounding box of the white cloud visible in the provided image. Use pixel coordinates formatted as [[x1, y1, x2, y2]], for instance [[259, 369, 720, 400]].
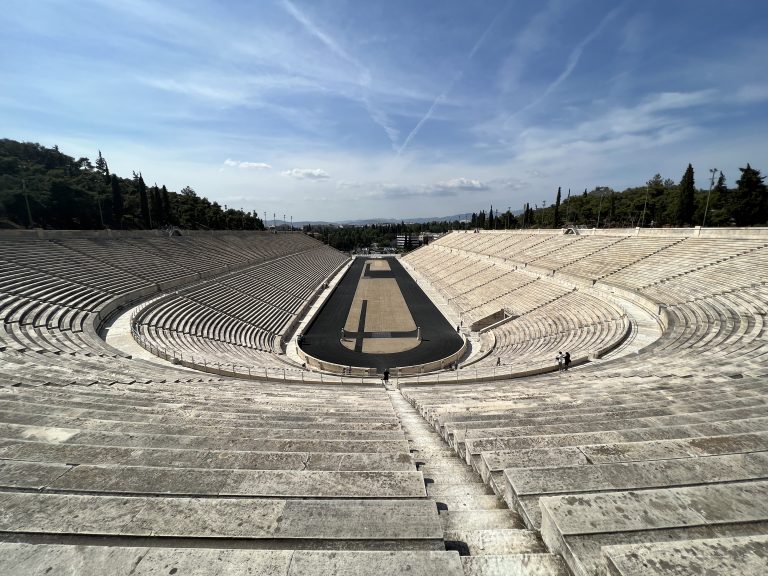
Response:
[[334, 177, 491, 200], [281, 168, 330, 180], [223, 159, 271, 169], [435, 178, 488, 191]]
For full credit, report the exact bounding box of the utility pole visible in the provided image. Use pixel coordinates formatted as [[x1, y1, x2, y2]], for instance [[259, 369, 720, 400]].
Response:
[[22, 178, 33, 228], [640, 185, 649, 227], [596, 188, 605, 229], [702, 168, 718, 227], [96, 193, 104, 228]]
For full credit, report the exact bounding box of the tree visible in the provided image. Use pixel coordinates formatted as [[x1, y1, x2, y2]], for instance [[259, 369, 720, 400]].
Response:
[[161, 185, 172, 224], [677, 163, 695, 225], [553, 187, 561, 227], [110, 174, 123, 228], [707, 171, 730, 226], [95, 150, 110, 183], [149, 185, 162, 226], [135, 173, 150, 228], [48, 180, 99, 228], [732, 164, 767, 226]]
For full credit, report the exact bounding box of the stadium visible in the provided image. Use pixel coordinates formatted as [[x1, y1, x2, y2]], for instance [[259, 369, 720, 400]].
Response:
[[0, 226, 766, 575]]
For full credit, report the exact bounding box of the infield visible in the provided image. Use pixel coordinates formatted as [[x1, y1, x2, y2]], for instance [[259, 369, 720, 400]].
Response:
[[299, 257, 463, 371], [341, 261, 419, 354]]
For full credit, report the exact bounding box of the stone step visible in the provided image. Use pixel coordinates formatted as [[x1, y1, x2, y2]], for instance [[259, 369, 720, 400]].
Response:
[[0, 460, 427, 498], [422, 466, 480, 483], [0, 393, 397, 419], [421, 461, 477, 474], [444, 529, 545, 555], [431, 383, 765, 426], [440, 393, 767, 436], [539, 481, 768, 576], [477, 446, 588, 483], [0, 422, 410, 453], [0, 399, 403, 430], [0, 492, 443, 544], [411, 449, 456, 458], [0, 543, 465, 575], [439, 510, 523, 531], [506, 451, 768, 528], [434, 494, 507, 511], [461, 554, 571, 576], [581, 430, 768, 464], [463, 415, 768, 465], [0, 409, 403, 440], [414, 453, 464, 467], [603, 535, 768, 576], [459, 405, 768, 444], [0, 440, 415, 470], [427, 482, 495, 498]]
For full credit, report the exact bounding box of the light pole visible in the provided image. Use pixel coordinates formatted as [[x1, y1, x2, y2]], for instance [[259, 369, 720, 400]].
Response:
[[596, 188, 605, 229], [22, 178, 33, 228], [96, 193, 104, 228], [702, 168, 718, 227]]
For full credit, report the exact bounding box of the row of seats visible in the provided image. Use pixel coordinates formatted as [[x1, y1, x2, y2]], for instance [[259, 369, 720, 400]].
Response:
[[401, 229, 768, 575], [133, 245, 347, 361], [0, 232, 468, 575], [403, 239, 630, 371]]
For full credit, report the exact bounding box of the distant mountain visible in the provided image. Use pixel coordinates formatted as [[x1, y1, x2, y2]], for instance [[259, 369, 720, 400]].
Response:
[[289, 211, 525, 227]]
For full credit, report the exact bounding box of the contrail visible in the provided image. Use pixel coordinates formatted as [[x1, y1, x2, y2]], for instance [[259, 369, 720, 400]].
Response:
[[505, 5, 622, 125], [282, 0, 399, 148], [397, 5, 509, 156]]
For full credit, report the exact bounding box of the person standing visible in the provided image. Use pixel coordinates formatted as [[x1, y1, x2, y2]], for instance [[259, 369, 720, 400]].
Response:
[[556, 351, 564, 372], [564, 351, 571, 371]]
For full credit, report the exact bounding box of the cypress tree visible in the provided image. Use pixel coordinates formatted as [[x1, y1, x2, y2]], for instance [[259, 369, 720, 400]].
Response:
[[110, 174, 123, 228], [149, 185, 161, 226], [161, 185, 171, 224], [677, 163, 695, 225], [732, 164, 767, 225], [95, 150, 110, 183], [554, 187, 561, 227], [136, 173, 150, 228]]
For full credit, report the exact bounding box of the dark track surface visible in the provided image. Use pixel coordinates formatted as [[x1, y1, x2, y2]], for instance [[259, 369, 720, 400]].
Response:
[[299, 257, 463, 372]]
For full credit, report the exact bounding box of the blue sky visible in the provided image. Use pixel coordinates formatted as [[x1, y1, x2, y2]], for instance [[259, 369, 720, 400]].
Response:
[[2, 0, 767, 221]]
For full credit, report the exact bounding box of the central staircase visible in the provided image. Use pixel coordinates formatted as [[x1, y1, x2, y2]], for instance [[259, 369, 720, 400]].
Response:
[[387, 388, 570, 575]]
